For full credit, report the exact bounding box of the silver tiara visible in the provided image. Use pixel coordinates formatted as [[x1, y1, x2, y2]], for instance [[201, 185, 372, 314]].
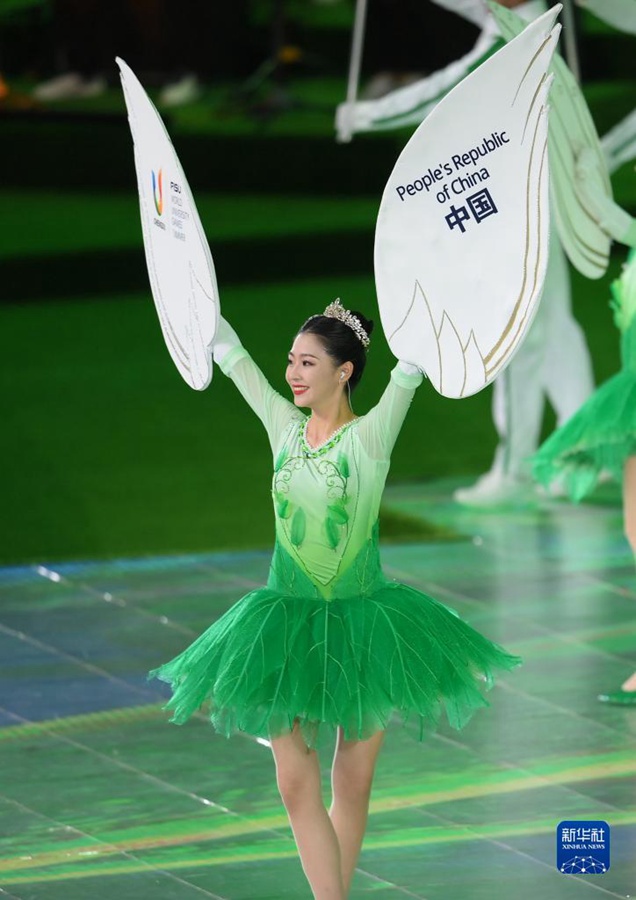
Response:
[[323, 299, 370, 348]]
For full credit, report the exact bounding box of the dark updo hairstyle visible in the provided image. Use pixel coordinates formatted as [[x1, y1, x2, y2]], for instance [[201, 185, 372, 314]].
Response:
[[298, 307, 375, 392]]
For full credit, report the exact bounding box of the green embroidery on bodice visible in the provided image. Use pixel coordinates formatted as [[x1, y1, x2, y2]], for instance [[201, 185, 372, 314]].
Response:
[[273, 446, 351, 549], [272, 419, 363, 588]]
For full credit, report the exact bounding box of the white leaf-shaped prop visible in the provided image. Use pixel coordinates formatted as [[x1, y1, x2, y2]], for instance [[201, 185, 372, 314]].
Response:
[[489, 1, 620, 279], [118, 58, 219, 390], [374, 8, 559, 398], [576, 0, 636, 34]]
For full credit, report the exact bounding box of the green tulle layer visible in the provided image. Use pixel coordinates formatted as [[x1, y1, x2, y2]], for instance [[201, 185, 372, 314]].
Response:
[[533, 367, 636, 501], [150, 539, 520, 745]]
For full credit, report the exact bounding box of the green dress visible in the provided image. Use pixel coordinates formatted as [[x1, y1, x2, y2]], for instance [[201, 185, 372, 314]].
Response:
[[150, 345, 521, 745], [534, 251, 636, 500]]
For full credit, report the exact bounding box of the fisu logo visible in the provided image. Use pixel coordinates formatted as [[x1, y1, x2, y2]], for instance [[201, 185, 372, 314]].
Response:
[[152, 168, 163, 215]]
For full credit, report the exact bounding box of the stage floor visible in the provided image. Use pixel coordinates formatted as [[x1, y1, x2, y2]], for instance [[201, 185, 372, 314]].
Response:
[[1, 480, 635, 898]]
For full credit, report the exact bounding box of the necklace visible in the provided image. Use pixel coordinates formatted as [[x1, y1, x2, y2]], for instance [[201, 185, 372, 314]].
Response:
[[300, 418, 357, 457]]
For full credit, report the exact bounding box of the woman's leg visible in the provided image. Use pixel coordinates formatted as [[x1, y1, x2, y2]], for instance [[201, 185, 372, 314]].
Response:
[[623, 456, 636, 555], [330, 729, 385, 894], [271, 725, 345, 899], [622, 456, 636, 692]]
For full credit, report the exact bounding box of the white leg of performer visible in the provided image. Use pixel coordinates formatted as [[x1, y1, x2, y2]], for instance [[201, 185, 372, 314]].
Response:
[[454, 252, 551, 504], [455, 228, 594, 505], [329, 729, 385, 894], [541, 234, 595, 427], [494, 301, 547, 478]]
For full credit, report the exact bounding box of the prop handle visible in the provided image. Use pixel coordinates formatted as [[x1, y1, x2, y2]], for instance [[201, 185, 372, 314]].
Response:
[[562, 0, 581, 82], [339, 0, 369, 144]]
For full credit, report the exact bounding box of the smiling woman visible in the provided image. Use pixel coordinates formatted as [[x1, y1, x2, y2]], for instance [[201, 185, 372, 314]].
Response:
[[285, 302, 373, 446], [148, 298, 521, 899]]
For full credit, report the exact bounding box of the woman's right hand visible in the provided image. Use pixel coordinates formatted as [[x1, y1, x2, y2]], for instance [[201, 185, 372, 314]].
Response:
[[397, 360, 424, 377], [212, 316, 242, 365]]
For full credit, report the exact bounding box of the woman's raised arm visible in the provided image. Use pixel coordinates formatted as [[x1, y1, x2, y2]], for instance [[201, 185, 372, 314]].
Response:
[[213, 317, 300, 453], [356, 361, 424, 461]]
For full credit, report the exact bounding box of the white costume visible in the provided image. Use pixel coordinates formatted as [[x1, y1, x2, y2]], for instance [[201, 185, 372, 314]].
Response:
[[338, 0, 595, 503]]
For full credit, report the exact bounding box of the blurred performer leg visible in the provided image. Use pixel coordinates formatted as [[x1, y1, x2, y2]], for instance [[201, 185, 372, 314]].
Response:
[[598, 455, 636, 705], [455, 227, 594, 505], [542, 233, 595, 429]]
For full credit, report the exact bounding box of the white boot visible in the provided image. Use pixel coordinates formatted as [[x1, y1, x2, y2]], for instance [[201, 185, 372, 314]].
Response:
[[453, 470, 532, 506]]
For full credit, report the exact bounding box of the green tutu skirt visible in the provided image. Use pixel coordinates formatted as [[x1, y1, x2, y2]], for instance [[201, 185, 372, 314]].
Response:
[[150, 535, 521, 745], [533, 367, 636, 501]]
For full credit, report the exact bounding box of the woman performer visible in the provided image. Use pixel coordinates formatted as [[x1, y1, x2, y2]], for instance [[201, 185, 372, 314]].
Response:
[[150, 299, 521, 898], [534, 252, 636, 706]]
